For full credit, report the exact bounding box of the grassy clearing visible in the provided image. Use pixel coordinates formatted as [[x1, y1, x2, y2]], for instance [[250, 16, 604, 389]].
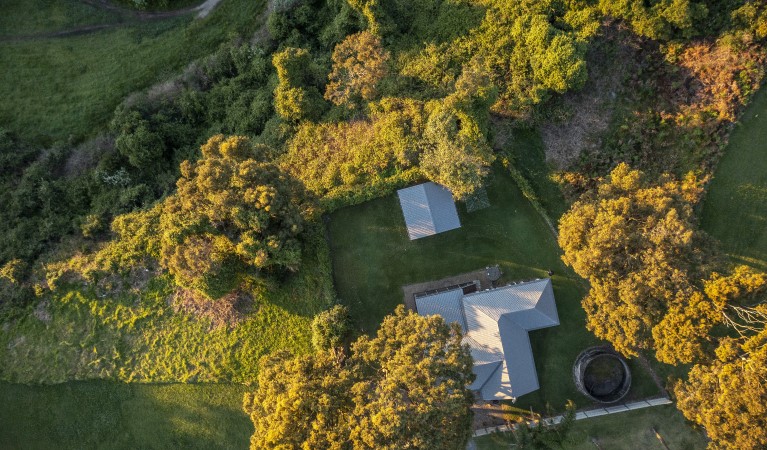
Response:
[[472, 404, 708, 450], [0, 381, 252, 450], [0, 0, 266, 145], [327, 166, 659, 414], [700, 85, 767, 272], [0, 227, 334, 384], [0, 0, 116, 36]]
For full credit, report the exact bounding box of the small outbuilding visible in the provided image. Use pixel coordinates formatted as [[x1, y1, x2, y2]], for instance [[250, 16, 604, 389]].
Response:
[[397, 182, 461, 240]]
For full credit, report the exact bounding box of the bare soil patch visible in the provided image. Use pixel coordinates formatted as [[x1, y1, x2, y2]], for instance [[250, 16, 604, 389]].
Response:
[[169, 288, 254, 329], [540, 23, 639, 170]]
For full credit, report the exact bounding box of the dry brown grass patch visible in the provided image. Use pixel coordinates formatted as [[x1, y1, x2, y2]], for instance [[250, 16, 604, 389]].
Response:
[[169, 288, 254, 329]]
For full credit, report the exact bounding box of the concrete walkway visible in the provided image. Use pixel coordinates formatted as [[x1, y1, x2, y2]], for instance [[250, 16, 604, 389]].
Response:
[[472, 396, 673, 438]]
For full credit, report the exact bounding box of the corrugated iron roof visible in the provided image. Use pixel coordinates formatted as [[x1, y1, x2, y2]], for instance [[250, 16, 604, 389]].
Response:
[[415, 278, 560, 400], [397, 182, 461, 240]]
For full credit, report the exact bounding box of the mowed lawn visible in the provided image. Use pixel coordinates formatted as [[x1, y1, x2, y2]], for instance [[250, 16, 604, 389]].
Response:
[[472, 404, 708, 450], [701, 85, 767, 271], [0, 382, 252, 450], [328, 166, 659, 414]]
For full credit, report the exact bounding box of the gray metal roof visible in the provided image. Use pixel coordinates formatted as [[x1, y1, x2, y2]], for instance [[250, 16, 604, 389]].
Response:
[[397, 182, 461, 240], [415, 278, 559, 400], [415, 288, 466, 331]]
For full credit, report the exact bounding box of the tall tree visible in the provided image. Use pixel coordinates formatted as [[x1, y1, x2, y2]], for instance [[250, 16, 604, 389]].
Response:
[[272, 47, 324, 122], [243, 305, 475, 450], [420, 100, 494, 200], [348, 306, 475, 449], [325, 31, 390, 109], [243, 350, 354, 450], [160, 135, 310, 299], [558, 163, 710, 359], [675, 320, 767, 450]]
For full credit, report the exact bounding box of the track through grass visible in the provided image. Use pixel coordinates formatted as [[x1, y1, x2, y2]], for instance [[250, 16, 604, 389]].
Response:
[[472, 404, 708, 450], [0, 0, 266, 145]]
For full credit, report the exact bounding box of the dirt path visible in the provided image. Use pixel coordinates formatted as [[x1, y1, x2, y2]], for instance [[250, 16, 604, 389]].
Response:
[[1, 0, 221, 42], [195, 0, 222, 18]]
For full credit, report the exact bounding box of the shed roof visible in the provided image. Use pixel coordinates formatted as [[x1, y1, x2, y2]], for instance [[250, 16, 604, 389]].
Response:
[[397, 182, 461, 240], [415, 278, 559, 400]]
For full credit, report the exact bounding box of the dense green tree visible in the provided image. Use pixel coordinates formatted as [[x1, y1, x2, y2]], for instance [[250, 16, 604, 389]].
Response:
[[348, 306, 475, 450], [272, 47, 325, 122], [599, 0, 708, 40], [160, 135, 310, 299], [112, 110, 166, 169], [243, 349, 355, 450], [675, 321, 767, 450], [311, 304, 351, 351], [243, 305, 474, 450], [422, 0, 596, 115], [558, 163, 710, 359], [281, 98, 428, 196], [420, 100, 494, 200], [325, 31, 390, 109], [731, 1, 767, 39]]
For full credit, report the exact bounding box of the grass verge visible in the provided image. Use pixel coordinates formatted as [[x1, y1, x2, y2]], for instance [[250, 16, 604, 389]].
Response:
[[472, 404, 708, 450], [700, 85, 767, 272], [0, 381, 252, 450]]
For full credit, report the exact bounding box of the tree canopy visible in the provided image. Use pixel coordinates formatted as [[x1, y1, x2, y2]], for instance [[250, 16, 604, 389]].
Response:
[[272, 47, 325, 122], [675, 315, 767, 450], [243, 305, 475, 450], [559, 163, 767, 447], [159, 135, 310, 299], [558, 163, 711, 360], [325, 31, 390, 109]]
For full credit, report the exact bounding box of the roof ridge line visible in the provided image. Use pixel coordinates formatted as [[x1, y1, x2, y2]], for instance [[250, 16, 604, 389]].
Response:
[[462, 277, 551, 300], [474, 360, 503, 394], [421, 183, 438, 232]]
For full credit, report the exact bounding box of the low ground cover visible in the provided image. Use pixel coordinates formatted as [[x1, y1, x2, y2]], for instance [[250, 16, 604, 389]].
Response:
[[472, 404, 708, 450], [327, 166, 658, 415], [701, 85, 767, 272], [0, 0, 116, 36], [0, 227, 334, 384], [0, 381, 252, 449]]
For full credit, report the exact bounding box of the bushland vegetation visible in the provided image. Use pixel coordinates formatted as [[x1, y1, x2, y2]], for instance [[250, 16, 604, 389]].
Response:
[[559, 163, 767, 450], [3, 0, 767, 447]]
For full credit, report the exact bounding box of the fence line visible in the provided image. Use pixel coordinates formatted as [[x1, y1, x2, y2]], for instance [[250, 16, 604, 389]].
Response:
[[472, 396, 673, 437]]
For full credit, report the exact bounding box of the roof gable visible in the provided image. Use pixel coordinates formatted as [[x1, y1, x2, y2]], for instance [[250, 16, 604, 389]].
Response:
[[415, 278, 559, 400], [397, 182, 461, 240]]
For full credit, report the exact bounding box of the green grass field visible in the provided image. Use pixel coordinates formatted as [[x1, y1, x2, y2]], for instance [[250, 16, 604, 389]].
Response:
[[327, 166, 659, 415], [0, 0, 266, 145], [700, 85, 767, 272], [0, 0, 116, 36], [0, 381, 252, 450], [472, 404, 708, 450]]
